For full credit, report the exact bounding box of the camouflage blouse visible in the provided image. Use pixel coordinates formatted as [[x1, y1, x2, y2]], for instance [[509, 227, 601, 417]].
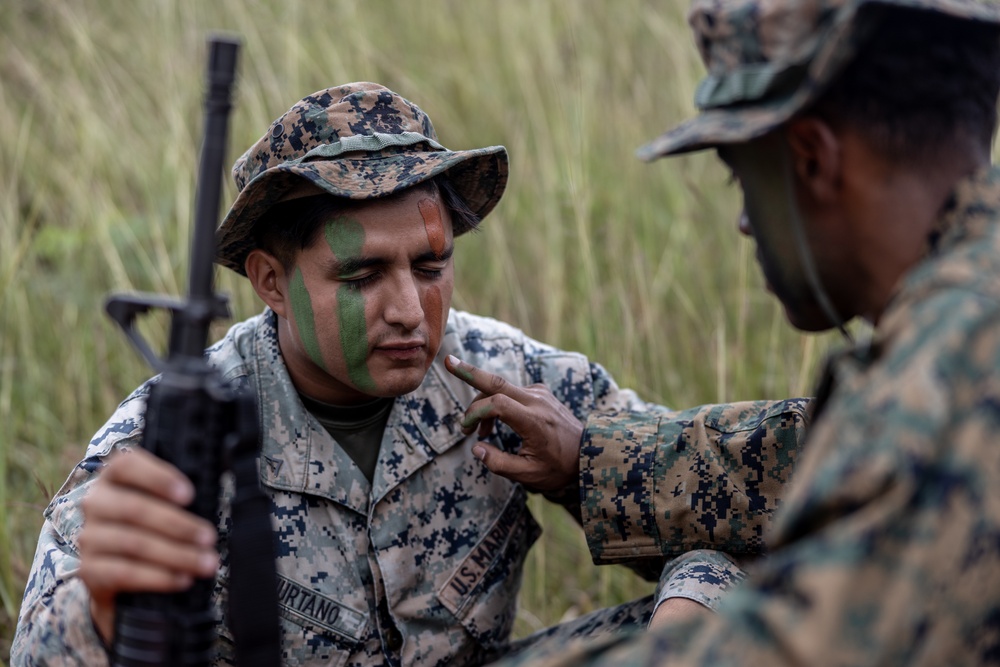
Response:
[[495, 168, 1000, 666]]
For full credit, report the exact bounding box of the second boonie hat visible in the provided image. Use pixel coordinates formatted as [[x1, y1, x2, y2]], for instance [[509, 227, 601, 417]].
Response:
[[638, 0, 1000, 160]]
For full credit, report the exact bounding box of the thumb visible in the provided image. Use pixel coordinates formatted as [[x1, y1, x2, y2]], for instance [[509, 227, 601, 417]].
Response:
[[472, 442, 531, 482]]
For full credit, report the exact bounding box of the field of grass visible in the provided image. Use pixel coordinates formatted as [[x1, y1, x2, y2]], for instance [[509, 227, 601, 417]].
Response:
[[0, 0, 835, 661]]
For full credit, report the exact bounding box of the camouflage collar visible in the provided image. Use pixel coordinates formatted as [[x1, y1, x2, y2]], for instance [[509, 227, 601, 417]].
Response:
[[249, 309, 469, 513]]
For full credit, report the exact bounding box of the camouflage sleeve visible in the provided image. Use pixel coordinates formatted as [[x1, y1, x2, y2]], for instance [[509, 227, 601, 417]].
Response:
[[513, 343, 666, 525], [11, 522, 111, 666], [581, 399, 810, 563], [12, 387, 149, 666], [653, 549, 746, 612]]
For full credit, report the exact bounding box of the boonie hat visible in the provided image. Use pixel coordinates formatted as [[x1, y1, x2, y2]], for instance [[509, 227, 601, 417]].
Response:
[[639, 0, 1000, 160], [216, 82, 509, 275]]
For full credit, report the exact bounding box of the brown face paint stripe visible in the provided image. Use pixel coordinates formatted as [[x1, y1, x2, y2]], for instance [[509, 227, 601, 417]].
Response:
[[418, 198, 446, 256], [425, 283, 443, 362]]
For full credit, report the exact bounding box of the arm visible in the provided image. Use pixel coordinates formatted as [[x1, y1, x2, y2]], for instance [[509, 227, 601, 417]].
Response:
[[12, 522, 112, 666], [489, 296, 1000, 667], [582, 398, 809, 563], [12, 404, 219, 665], [445, 355, 810, 557]]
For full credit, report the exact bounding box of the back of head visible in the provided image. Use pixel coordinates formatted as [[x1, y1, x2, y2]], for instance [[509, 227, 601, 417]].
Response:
[[812, 6, 1000, 164]]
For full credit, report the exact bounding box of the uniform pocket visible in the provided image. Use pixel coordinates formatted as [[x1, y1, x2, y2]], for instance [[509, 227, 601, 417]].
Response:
[[435, 485, 542, 650]]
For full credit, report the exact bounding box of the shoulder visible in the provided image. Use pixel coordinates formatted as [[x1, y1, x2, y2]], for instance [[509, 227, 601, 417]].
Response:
[[440, 310, 608, 414], [444, 309, 532, 348], [205, 310, 270, 382], [442, 309, 590, 375], [879, 279, 1000, 397]]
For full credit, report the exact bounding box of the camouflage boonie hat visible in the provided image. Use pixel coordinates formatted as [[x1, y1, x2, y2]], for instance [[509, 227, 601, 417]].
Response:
[[216, 82, 509, 275], [639, 0, 1000, 160]]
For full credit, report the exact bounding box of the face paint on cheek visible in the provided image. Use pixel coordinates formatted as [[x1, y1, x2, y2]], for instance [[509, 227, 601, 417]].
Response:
[[337, 285, 377, 393], [418, 198, 446, 256], [424, 284, 444, 364], [324, 216, 377, 393], [289, 268, 327, 371]]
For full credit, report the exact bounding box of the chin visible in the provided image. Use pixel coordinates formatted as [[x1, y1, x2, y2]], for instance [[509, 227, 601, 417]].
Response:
[[372, 369, 428, 398], [783, 303, 848, 333]]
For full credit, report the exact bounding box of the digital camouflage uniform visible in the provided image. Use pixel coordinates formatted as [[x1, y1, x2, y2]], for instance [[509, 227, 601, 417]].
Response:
[[13, 84, 811, 666], [492, 1, 1000, 666], [13, 309, 805, 666]]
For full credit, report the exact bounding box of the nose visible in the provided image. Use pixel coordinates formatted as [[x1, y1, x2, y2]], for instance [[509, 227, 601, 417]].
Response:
[[737, 210, 752, 237], [384, 274, 424, 330]]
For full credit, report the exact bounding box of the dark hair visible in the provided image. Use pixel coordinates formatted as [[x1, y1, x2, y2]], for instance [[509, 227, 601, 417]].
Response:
[[254, 175, 479, 270], [810, 7, 1000, 163]]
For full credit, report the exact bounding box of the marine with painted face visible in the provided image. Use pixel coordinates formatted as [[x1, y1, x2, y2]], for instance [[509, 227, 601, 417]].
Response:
[[445, 0, 1000, 665], [12, 83, 810, 667]]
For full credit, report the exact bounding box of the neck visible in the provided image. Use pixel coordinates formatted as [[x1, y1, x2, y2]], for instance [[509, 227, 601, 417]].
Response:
[[857, 147, 987, 324]]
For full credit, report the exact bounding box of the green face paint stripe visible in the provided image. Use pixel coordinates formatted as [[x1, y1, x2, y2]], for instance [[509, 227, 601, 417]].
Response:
[[337, 285, 377, 393], [324, 215, 365, 260], [461, 405, 494, 429], [289, 268, 327, 371], [324, 215, 376, 392]]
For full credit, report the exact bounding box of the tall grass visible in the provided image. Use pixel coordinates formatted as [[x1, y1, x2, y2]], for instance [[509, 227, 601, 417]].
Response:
[[0, 0, 834, 659]]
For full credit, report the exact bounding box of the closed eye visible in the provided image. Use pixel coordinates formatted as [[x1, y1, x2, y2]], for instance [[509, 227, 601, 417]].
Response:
[[342, 271, 381, 290]]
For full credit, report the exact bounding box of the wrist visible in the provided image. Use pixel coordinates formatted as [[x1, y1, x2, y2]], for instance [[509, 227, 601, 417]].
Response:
[[89, 596, 115, 648]]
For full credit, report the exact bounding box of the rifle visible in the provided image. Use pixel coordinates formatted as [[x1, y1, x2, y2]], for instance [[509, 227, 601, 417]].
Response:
[[105, 36, 279, 667]]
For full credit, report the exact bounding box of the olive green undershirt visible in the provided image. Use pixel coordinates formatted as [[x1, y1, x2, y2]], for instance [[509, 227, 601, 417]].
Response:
[[299, 393, 393, 483]]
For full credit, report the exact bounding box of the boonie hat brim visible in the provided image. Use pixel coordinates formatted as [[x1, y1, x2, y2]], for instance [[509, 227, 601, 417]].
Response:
[[216, 145, 507, 276], [214, 83, 509, 276], [639, 0, 1000, 161]]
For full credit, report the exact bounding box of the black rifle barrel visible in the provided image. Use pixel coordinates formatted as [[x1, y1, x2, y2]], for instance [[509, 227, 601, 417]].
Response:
[[178, 37, 239, 359]]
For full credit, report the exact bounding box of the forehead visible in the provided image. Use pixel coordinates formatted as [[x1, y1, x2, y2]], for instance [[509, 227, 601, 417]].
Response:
[[320, 187, 453, 252]]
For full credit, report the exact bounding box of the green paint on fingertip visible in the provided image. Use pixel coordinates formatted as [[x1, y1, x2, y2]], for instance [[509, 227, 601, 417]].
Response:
[[337, 284, 377, 393], [289, 268, 326, 371], [461, 404, 493, 429], [453, 363, 476, 384]]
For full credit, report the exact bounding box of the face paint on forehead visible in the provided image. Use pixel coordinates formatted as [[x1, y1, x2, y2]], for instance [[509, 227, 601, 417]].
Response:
[[324, 214, 365, 260], [289, 267, 327, 371], [418, 198, 447, 256]]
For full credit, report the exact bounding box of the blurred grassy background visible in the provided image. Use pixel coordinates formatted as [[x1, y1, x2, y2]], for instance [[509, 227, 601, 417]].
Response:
[[0, 0, 834, 661]]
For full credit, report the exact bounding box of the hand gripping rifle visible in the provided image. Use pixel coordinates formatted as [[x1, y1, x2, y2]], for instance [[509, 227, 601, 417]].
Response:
[[105, 37, 280, 667]]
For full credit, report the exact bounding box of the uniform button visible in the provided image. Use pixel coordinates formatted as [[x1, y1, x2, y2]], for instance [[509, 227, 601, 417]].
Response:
[[385, 626, 403, 652]]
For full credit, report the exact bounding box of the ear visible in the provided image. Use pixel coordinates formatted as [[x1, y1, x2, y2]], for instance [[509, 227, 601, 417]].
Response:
[[785, 116, 842, 204], [245, 249, 291, 319]]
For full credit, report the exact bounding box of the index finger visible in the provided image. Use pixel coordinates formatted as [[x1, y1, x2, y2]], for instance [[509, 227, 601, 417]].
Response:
[[445, 355, 530, 401], [102, 447, 195, 507]]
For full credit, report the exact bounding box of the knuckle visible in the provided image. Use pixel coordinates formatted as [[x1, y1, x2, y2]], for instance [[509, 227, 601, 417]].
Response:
[[488, 374, 507, 393], [116, 531, 145, 558]]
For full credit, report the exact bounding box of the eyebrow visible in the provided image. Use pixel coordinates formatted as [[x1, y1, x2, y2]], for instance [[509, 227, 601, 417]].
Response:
[[417, 243, 455, 264], [325, 243, 455, 277]]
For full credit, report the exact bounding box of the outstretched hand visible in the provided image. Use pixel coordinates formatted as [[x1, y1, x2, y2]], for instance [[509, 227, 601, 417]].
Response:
[[444, 354, 583, 491]]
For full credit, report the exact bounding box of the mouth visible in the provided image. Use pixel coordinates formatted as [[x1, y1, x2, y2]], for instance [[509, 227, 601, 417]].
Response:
[[374, 340, 427, 361]]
